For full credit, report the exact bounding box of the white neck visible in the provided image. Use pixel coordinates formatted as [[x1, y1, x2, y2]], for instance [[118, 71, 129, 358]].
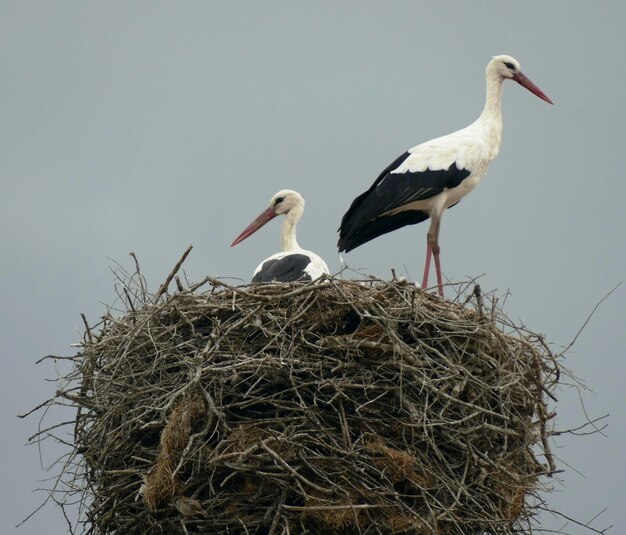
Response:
[[479, 69, 504, 123], [474, 69, 505, 160], [281, 205, 303, 251]]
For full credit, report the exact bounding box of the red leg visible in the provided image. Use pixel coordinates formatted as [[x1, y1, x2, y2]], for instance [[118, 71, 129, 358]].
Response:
[[425, 214, 444, 297], [422, 241, 432, 289], [433, 243, 444, 297]]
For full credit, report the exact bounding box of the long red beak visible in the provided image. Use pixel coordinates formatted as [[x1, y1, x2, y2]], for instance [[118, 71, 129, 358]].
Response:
[[513, 71, 553, 104], [230, 207, 277, 247]]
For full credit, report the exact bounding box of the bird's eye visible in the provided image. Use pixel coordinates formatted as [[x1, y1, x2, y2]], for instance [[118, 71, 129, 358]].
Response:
[[275, 196, 285, 205], [503, 61, 515, 70]]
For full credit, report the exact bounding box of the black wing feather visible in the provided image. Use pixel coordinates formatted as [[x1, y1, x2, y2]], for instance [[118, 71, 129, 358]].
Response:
[[337, 153, 470, 252], [252, 254, 313, 283]]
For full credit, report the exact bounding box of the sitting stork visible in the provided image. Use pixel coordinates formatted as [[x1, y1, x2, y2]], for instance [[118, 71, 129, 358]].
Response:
[[231, 189, 329, 283], [337, 55, 553, 296]]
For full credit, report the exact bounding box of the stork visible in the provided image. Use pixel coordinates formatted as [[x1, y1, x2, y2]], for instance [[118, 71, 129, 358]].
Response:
[[337, 55, 553, 297], [231, 189, 329, 283]]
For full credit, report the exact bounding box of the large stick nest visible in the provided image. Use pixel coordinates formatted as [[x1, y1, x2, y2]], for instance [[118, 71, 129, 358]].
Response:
[[44, 272, 564, 534]]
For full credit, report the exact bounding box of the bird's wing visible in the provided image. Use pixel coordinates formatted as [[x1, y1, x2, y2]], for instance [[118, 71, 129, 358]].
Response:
[[252, 253, 314, 283], [337, 149, 471, 252], [376, 159, 470, 214]]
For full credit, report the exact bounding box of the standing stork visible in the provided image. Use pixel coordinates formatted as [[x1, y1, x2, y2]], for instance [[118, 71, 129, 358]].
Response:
[[231, 189, 329, 283], [337, 55, 553, 296]]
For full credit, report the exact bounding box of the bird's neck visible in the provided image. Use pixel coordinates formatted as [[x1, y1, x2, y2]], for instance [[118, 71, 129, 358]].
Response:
[[475, 72, 504, 158], [480, 71, 504, 120], [281, 207, 303, 251]]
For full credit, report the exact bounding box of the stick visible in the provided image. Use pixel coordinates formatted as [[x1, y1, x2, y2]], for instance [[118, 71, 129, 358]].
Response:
[[155, 245, 193, 300]]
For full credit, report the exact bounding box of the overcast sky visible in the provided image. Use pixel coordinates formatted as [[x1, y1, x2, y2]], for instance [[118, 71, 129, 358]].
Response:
[[1, 2, 624, 533]]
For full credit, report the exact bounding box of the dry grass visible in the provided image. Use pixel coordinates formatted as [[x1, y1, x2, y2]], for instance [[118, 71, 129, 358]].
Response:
[[23, 251, 606, 534]]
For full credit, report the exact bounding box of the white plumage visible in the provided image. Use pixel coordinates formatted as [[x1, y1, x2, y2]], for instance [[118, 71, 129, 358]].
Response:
[[338, 54, 553, 297], [231, 190, 329, 283]]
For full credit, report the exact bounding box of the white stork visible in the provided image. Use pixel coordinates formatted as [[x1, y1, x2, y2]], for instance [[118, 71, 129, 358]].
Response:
[[231, 189, 329, 283], [337, 55, 553, 296]]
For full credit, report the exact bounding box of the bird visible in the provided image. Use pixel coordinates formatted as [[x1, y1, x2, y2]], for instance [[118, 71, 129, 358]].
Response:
[[337, 55, 553, 297], [174, 496, 206, 517], [231, 189, 330, 283]]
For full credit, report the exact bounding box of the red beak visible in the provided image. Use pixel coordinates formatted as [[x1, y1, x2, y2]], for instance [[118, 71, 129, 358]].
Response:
[[513, 71, 553, 104], [230, 207, 277, 247]]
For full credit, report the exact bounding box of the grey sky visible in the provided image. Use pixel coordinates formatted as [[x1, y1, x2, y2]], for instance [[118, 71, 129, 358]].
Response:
[[1, 2, 624, 533]]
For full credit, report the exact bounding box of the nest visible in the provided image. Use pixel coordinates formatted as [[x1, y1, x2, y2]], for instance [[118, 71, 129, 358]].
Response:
[[32, 264, 566, 534]]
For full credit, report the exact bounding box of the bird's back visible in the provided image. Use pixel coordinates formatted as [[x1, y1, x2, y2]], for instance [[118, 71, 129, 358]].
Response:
[[252, 250, 329, 283]]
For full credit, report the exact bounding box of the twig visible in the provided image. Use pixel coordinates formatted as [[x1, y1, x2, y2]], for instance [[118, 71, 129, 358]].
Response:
[[154, 245, 193, 300], [560, 282, 621, 355]]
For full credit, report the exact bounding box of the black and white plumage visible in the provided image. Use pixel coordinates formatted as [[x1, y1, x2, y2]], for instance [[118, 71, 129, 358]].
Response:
[[231, 190, 329, 283], [338, 55, 553, 297]]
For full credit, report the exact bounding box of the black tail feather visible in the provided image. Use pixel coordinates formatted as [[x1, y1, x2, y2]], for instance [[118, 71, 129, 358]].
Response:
[[338, 209, 429, 252]]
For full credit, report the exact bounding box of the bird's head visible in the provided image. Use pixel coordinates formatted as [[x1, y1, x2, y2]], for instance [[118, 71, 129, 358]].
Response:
[[490, 55, 522, 79], [489, 54, 553, 104], [270, 189, 305, 216], [230, 189, 305, 247]]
